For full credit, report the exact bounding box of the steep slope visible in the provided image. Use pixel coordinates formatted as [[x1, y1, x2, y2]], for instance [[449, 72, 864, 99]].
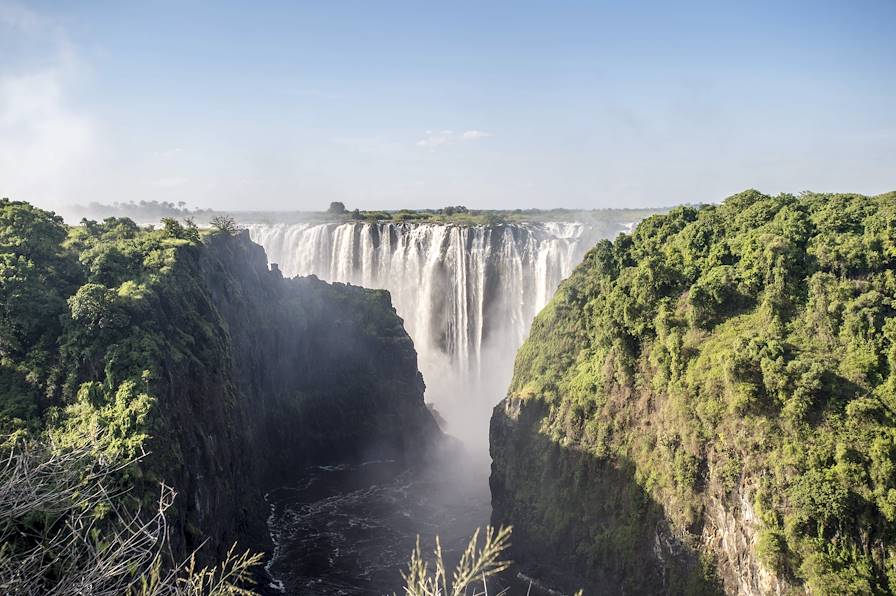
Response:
[[0, 201, 439, 562], [491, 191, 896, 595]]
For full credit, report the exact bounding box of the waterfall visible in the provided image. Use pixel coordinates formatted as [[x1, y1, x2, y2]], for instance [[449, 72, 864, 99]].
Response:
[[246, 219, 623, 446]]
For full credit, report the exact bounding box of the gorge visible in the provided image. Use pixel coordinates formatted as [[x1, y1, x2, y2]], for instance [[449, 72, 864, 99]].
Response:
[[237, 216, 645, 593], [0, 202, 444, 594], [4, 3, 892, 593], [3, 192, 896, 596]]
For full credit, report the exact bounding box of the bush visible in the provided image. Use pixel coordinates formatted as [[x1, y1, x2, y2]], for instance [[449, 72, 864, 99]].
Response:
[[400, 526, 513, 596], [755, 529, 788, 573]]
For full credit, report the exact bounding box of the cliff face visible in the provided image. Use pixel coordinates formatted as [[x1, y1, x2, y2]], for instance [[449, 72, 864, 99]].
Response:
[[490, 397, 718, 595], [203, 231, 436, 473], [0, 201, 439, 563], [490, 191, 896, 595]]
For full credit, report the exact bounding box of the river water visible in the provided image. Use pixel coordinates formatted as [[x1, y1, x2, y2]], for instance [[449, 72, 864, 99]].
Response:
[[262, 456, 494, 595]]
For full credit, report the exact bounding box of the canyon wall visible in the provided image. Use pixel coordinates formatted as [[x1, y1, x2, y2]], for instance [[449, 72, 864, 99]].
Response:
[[163, 231, 442, 558], [490, 191, 896, 595]]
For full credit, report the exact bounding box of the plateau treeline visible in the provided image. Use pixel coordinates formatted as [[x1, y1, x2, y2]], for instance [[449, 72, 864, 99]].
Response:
[[68, 199, 662, 226], [493, 190, 896, 594]]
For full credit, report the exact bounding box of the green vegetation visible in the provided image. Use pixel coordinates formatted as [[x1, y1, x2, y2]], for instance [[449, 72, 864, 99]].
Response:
[[0, 197, 448, 593], [0, 197, 258, 584], [510, 190, 896, 594], [244, 204, 665, 226], [0, 199, 222, 462]]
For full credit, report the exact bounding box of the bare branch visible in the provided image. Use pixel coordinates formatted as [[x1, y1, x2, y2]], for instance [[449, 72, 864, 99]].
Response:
[[0, 437, 260, 596]]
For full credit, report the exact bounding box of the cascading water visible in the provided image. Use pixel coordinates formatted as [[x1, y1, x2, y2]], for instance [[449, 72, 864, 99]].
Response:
[[246, 219, 625, 448]]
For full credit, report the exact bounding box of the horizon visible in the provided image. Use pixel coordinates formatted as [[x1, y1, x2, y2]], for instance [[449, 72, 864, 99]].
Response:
[[2, 1, 895, 213], [50, 188, 896, 224]]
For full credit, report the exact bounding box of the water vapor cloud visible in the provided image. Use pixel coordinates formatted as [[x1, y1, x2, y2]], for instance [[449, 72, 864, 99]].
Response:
[[416, 129, 492, 149]]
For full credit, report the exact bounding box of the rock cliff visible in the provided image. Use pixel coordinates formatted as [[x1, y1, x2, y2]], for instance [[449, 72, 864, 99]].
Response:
[[490, 191, 896, 595]]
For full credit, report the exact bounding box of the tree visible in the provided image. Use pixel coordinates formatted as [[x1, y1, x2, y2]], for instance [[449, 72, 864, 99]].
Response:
[[209, 216, 238, 236], [0, 200, 81, 389], [440, 206, 468, 216], [327, 201, 347, 215], [161, 218, 185, 239], [183, 218, 201, 243], [68, 284, 129, 332], [482, 212, 507, 226]]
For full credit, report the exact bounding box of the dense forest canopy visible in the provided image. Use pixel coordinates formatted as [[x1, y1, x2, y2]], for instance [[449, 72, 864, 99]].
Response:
[[510, 190, 896, 594], [0, 198, 209, 455]]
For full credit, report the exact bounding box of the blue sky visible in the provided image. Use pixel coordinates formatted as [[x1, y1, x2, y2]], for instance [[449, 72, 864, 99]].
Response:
[[1, 1, 894, 212]]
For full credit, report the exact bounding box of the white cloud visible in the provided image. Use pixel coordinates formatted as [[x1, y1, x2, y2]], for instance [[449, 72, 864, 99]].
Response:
[[462, 130, 492, 141], [416, 129, 454, 148], [416, 129, 492, 149], [0, 67, 98, 206], [0, 2, 99, 207]]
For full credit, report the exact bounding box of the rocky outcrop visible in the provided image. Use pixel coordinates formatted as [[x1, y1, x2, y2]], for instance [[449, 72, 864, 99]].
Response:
[[702, 490, 793, 595], [490, 396, 795, 595]]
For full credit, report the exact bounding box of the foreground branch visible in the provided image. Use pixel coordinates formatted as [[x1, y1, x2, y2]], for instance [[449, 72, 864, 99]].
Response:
[[0, 439, 261, 596]]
